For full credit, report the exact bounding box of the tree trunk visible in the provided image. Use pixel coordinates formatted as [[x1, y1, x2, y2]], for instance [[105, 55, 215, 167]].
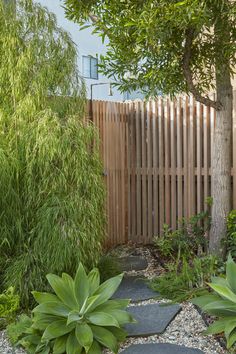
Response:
[[209, 66, 233, 256]]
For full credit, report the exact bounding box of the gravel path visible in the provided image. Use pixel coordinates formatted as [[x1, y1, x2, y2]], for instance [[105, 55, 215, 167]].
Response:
[[0, 246, 229, 354]]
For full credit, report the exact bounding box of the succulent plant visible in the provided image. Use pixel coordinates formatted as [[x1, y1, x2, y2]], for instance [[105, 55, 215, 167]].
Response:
[[192, 254, 236, 349], [14, 264, 135, 353]]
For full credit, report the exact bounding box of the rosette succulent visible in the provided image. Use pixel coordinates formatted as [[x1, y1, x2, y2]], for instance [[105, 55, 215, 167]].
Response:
[[192, 254, 236, 349], [13, 264, 135, 353]]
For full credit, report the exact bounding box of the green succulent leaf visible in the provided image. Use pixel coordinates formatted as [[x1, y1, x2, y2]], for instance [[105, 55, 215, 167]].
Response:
[[32, 292, 60, 304], [93, 274, 124, 309], [74, 263, 89, 309], [208, 283, 236, 303], [211, 276, 228, 287], [46, 274, 78, 309], [191, 294, 221, 308], [95, 299, 130, 312], [75, 323, 93, 352], [91, 325, 119, 353], [225, 320, 236, 340], [87, 340, 102, 354], [204, 318, 229, 335], [67, 310, 83, 325], [109, 310, 136, 325], [226, 254, 236, 293], [42, 320, 75, 341], [53, 335, 67, 354], [66, 331, 82, 354], [227, 329, 236, 349], [33, 301, 70, 318], [32, 313, 63, 331], [86, 312, 119, 327], [106, 326, 127, 342], [88, 268, 100, 295]]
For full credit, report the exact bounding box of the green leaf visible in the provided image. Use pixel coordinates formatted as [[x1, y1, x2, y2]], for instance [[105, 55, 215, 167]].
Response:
[[227, 329, 236, 348], [86, 312, 119, 327], [105, 326, 127, 342], [93, 274, 124, 308], [75, 323, 93, 352], [226, 254, 236, 293], [33, 313, 63, 331], [82, 295, 101, 314], [32, 291, 59, 304], [208, 283, 236, 303], [53, 335, 67, 354], [87, 340, 102, 354], [95, 299, 130, 312], [42, 320, 75, 341], [204, 319, 229, 335], [33, 301, 70, 317], [66, 331, 82, 354], [67, 310, 82, 325], [225, 320, 236, 339], [46, 274, 77, 309], [211, 276, 228, 287], [88, 268, 100, 295], [191, 294, 221, 308], [109, 310, 136, 325], [91, 325, 118, 353], [74, 263, 89, 309]]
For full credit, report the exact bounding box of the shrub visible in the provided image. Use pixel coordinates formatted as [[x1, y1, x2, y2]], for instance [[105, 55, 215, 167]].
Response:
[[7, 264, 135, 354], [150, 256, 219, 303], [0, 288, 20, 329], [154, 208, 211, 260], [0, 0, 105, 307], [192, 254, 236, 349], [225, 210, 236, 259], [97, 256, 122, 283]]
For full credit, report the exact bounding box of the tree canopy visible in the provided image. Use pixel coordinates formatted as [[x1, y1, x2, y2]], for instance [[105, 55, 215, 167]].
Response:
[[64, 0, 236, 108]]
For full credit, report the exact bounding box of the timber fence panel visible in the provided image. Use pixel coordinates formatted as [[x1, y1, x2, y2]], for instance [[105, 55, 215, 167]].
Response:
[[90, 93, 236, 246]]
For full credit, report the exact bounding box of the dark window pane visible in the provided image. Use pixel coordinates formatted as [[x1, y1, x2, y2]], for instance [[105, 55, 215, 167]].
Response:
[[82, 56, 91, 78], [91, 57, 98, 79]]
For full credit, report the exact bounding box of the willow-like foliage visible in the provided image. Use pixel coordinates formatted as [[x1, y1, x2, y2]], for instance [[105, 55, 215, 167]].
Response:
[[0, 0, 105, 307]]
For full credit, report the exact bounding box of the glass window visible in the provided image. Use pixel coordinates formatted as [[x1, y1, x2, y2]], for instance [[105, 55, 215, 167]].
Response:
[[82, 56, 98, 80]]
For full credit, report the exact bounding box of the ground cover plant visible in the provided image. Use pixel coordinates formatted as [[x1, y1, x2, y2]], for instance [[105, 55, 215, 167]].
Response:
[[192, 254, 236, 350], [7, 264, 135, 354], [0, 0, 105, 308], [0, 287, 20, 329]]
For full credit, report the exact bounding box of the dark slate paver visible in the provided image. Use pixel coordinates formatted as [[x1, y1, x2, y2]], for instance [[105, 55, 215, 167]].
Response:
[[121, 343, 204, 354], [118, 256, 148, 271], [125, 303, 181, 337], [113, 276, 158, 302]]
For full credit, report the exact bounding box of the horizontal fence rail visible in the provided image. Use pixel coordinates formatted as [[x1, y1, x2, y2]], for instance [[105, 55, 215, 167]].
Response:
[[89, 92, 236, 247]]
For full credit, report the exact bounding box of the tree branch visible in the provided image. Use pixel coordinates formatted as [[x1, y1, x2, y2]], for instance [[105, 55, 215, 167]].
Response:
[[183, 28, 222, 111]]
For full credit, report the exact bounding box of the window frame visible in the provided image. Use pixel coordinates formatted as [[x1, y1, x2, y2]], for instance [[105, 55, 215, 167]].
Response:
[[82, 55, 99, 80]]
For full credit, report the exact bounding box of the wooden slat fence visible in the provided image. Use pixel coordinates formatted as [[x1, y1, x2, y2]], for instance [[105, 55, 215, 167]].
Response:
[[90, 93, 236, 247]]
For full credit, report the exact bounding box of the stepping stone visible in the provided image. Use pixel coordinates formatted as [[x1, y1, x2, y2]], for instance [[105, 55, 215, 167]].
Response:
[[118, 256, 148, 271], [125, 303, 181, 337], [122, 343, 204, 354], [113, 276, 158, 302]]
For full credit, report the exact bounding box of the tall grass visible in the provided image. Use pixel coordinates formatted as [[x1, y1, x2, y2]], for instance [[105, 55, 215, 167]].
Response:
[[0, 0, 105, 307]]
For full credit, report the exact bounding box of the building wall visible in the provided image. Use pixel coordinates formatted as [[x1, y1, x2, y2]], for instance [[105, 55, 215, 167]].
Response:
[[36, 0, 124, 101]]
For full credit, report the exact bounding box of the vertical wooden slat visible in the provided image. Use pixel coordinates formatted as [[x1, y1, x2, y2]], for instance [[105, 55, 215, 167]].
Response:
[[147, 100, 153, 242], [158, 98, 165, 232], [170, 100, 177, 229], [196, 102, 203, 214], [136, 101, 142, 242], [164, 99, 171, 226], [141, 101, 147, 240], [177, 97, 183, 222], [153, 100, 159, 236], [183, 96, 189, 218], [188, 96, 196, 217], [203, 105, 210, 210]]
